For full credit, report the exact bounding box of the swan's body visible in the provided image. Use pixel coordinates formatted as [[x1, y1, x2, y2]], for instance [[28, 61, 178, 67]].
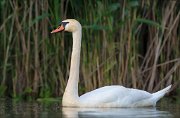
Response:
[[51, 19, 171, 107]]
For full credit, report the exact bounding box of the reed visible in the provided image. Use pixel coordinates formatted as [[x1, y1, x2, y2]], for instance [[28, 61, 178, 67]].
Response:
[[0, 0, 179, 100]]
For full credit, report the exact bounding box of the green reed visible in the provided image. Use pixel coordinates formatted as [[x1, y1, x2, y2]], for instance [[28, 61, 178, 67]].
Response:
[[0, 0, 179, 101]]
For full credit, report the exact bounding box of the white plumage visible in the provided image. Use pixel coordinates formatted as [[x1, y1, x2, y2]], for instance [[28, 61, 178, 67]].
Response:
[[51, 19, 171, 107]]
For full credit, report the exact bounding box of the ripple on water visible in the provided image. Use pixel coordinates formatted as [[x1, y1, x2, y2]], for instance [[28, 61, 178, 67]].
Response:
[[0, 99, 178, 118]]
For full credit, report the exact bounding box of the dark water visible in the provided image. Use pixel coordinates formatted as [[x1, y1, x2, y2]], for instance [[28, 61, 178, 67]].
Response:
[[0, 99, 179, 118]]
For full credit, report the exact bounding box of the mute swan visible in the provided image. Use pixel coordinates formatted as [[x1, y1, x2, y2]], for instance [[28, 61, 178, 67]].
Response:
[[51, 19, 171, 107]]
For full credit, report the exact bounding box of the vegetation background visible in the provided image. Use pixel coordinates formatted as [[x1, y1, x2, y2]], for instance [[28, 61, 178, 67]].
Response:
[[0, 0, 179, 102]]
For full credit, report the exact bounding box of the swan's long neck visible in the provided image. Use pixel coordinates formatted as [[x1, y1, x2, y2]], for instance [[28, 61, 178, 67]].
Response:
[[63, 27, 82, 104]]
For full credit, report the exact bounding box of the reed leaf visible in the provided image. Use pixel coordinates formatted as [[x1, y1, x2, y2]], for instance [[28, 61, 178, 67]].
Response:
[[0, 0, 179, 100]]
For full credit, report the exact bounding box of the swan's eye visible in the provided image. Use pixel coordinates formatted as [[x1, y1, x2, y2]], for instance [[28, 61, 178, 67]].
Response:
[[62, 22, 69, 27]]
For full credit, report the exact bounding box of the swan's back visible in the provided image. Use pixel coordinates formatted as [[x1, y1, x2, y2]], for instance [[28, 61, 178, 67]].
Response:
[[79, 86, 151, 107], [79, 85, 171, 107]]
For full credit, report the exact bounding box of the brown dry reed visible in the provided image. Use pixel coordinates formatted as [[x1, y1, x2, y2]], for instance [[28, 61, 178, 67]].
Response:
[[0, 0, 179, 100]]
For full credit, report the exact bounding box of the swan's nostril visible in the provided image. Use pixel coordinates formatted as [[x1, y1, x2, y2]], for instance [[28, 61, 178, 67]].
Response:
[[51, 25, 65, 33]]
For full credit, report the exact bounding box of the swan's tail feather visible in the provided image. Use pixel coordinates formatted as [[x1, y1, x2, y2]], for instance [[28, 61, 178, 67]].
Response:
[[152, 85, 172, 103]]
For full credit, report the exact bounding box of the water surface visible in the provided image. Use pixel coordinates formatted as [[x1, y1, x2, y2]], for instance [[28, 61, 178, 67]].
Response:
[[0, 99, 179, 118]]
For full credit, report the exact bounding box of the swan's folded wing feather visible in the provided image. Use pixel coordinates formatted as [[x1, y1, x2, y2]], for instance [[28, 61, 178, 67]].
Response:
[[79, 86, 153, 107], [125, 88, 152, 103], [80, 86, 126, 104]]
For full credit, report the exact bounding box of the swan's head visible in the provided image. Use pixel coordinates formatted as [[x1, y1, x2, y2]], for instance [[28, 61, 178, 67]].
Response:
[[51, 19, 81, 33]]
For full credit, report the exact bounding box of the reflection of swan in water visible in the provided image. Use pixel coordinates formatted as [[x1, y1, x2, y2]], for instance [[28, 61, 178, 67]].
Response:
[[62, 107, 172, 118]]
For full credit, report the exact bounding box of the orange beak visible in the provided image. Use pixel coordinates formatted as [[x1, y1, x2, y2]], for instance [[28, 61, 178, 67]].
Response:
[[51, 25, 65, 33]]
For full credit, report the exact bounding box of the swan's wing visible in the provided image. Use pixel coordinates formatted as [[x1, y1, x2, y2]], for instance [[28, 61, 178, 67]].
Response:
[[80, 86, 126, 104], [79, 86, 153, 107], [125, 88, 152, 103]]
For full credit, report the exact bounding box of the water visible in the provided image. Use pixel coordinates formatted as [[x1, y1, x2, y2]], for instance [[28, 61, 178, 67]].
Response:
[[0, 99, 179, 118]]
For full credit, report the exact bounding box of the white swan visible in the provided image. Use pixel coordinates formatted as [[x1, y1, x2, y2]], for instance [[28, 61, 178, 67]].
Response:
[[51, 19, 171, 107]]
